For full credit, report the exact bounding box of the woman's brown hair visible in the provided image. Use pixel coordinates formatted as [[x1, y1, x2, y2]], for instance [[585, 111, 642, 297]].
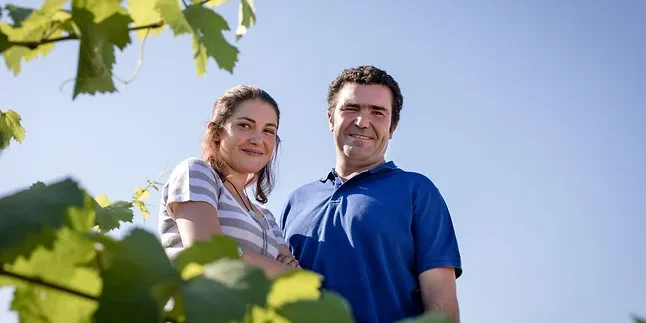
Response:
[[201, 85, 280, 204]]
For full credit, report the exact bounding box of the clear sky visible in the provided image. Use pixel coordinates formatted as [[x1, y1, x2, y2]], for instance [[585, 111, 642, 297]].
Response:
[[1, 0, 645, 322]]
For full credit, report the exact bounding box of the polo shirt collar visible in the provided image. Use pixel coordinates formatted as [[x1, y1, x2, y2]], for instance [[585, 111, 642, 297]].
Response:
[[320, 161, 398, 182]]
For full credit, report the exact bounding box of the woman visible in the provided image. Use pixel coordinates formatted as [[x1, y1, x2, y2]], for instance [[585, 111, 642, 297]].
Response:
[[158, 85, 298, 277]]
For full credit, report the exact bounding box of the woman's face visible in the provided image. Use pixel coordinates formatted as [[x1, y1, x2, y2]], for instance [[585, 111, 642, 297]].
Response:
[[217, 98, 279, 176]]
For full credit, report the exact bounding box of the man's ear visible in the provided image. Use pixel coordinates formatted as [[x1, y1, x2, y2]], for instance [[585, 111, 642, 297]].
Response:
[[327, 110, 334, 131], [389, 122, 398, 139]]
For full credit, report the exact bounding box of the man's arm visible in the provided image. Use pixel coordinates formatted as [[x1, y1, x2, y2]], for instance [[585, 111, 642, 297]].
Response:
[[419, 267, 459, 322]]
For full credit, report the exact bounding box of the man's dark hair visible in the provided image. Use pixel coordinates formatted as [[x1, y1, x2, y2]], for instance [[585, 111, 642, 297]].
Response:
[[327, 65, 404, 128]]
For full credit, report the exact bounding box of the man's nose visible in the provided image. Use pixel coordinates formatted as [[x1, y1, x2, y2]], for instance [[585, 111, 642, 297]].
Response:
[[354, 115, 370, 128]]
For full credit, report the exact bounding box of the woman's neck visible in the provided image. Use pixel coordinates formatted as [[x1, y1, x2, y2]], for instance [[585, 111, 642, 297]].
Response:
[[223, 171, 249, 196]]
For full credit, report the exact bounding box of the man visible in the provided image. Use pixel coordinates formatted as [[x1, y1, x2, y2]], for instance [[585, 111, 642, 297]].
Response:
[[279, 65, 462, 323]]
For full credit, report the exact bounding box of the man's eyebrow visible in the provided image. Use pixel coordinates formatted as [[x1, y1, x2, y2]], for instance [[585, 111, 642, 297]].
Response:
[[341, 102, 388, 112], [237, 116, 277, 128]]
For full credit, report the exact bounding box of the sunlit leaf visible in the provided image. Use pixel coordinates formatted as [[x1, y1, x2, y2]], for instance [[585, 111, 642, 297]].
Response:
[[192, 0, 229, 7], [134, 186, 150, 200], [1, 0, 68, 75], [0, 109, 25, 150], [0, 28, 9, 54], [5, 5, 35, 27], [156, 0, 192, 36], [94, 199, 134, 233], [173, 235, 239, 279], [276, 290, 355, 323], [133, 199, 150, 218], [180, 259, 270, 323], [235, 0, 255, 40], [183, 5, 238, 75], [92, 229, 181, 323], [0, 179, 86, 264], [1, 227, 101, 323], [127, 0, 164, 39], [70, 0, 132, 98], [268, 270, 323, 308]]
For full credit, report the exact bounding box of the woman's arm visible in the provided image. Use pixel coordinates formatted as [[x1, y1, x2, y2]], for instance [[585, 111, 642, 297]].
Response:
[[171, 200, 296, 278]]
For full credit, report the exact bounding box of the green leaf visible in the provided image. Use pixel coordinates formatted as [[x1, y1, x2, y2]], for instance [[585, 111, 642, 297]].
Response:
[[70, 0, 132, 98], [1, 227, 101, 323], [276, 290, 355, 323], [394, 312, 454, 323], [5, 5, 34, 27], [0, 179, 87, 264], [183, 5, 238, 75], [156, 0, 192, 36], [268, 270, 323, 308], [1, 0, 68, 75], [235, 0, 255, 40], [94, 199, 135, 233], [133, 199, 150, 218], [0, 109, 25, 150], [127, 0, 164, 39], [633, 316, 646, 323], [0, 28, 9, 54], [181, 259, 270, 323], [93, 229, 181, 323], [173, 235, 239, 278], [191, 0, 229, 6]]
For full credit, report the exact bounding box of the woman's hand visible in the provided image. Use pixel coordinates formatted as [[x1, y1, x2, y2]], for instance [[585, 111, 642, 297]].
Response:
[[276, 253, 300, 268]]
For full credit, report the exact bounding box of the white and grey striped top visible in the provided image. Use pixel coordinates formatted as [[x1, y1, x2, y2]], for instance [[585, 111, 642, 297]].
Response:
[[158, 157, 286, 259]]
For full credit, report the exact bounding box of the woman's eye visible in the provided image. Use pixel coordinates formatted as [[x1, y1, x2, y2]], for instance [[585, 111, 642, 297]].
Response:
[[239, 123, 251, 129], [264, 129, 276, 135]]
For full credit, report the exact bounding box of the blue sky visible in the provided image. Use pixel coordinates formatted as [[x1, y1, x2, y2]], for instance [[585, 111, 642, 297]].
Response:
[[1, 0, 645, 322]]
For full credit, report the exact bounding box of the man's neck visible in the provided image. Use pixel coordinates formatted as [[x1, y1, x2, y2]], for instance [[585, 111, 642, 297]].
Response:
[[334, 157, 386, 181]]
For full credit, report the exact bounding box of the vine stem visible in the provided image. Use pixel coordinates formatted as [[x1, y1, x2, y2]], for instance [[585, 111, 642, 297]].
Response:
[[0, 267, 97, 301], [6, 0, 213, 50]]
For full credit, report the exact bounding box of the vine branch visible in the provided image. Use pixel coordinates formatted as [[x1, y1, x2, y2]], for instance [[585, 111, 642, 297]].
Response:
[[7, 21, 164, 50], [0, 267, 97, 301], [5, 0, 214, 50]]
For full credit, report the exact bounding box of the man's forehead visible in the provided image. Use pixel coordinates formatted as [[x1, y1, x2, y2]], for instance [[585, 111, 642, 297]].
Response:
[[338, 83, 392, 108]]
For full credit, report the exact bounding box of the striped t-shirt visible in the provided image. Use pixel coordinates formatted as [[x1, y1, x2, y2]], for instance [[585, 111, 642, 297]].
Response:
[[158, 157, 286, 259]]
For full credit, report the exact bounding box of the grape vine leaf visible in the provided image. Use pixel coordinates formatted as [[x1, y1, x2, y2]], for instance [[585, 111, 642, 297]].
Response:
[[268, 270, 323, 308], [195, 0, 229, 7], [394, 312, 454, 323], [172, 235, 239, 279], [0, 178, 87, 264], [156, 0, 192, 36], [93, 195, 134, 233], [1, 227, 101, 323], [276, 290, 355, 323], [0, 109, 25, 150], [0, 28, 8, 54], [180, 259, 270, 323], [70, 0, 132, 98], [183, 5, 238, 75], [2, 0, 68, 75], [235, 0, 255, 40], [5, 5, 34, 27], [127, 0, 164, 39], [93, 229, 181, 323]]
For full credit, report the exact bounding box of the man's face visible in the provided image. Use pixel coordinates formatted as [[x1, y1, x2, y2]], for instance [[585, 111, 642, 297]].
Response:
[[328, 83, 395, 166]]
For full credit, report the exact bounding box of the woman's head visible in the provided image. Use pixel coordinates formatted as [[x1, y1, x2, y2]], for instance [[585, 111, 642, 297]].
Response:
[[202, 85, 280, 204]]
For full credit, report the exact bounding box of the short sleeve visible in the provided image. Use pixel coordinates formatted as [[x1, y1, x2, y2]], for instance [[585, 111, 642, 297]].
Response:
[[412, 187, 463, 278], [260, 207, 287, 246], [166, 158, 222, 218]]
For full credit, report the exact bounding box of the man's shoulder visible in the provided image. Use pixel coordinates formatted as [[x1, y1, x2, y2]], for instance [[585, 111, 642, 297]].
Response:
[[285, 178, 327, 202], [387, 166, 440, 192]]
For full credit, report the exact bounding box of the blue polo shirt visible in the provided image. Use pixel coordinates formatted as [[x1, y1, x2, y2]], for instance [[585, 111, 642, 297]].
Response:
[[279, 161, 462, 323]]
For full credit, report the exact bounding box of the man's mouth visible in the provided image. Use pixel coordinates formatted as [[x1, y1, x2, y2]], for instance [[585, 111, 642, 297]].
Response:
[[349, 134, 372, 140], [242, 149, 264, 156]]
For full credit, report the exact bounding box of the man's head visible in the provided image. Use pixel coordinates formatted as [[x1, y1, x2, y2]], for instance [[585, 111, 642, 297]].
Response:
[[326, 65, 403, 167]]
